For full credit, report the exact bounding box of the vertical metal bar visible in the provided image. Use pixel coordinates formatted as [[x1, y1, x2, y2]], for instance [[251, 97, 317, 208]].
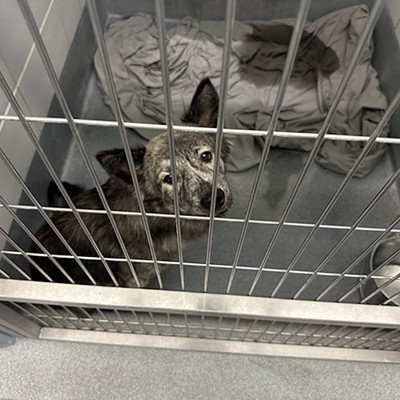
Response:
[[318, 216, 400, 301], [0, 145, 96, 284], [0, 227, 52, 281], [95, 308, 119, 332], [0, 194, 75, 283], [63, 306, 93, 330], [241, 319, 258, 341], [382, 286, 400, 305], [1, 253, 31, 280], [0, 69, 114, 285], [212, 316, 223, 339], [227, 317, 241, 340], [302, 325, 333, 346], [55, 306, 79, 329], [17, 0, 141, 287], [132, 311, 147, 334], [166, 313, 177, 337], [10, 302, 50, 327], [330, 326, 367, 347], [350, 328, 386, 349], [269, 322, 289, 343], [369, 330, 400, 350], [114, 310, 130, 333], [0, 74, 108, 283], [283, 323, 308, 344], [29, 303, 65, 328], [278, 322, 298, 344], [183, 313, 189, 338], [316, 169, 400, 301], [325, 326, 354, 347], [83, 311, 106, 332], [321, 325, 353, 347], [199, 315, 206, 338], [360, 246, 400, 303], [348, 328, 392, 349], [86, 0, 161, 288], [106, 311, 121, 332], [204, 0, 237, 292], [84, 309, 106, 331], [60, 308, 81, 329], [42, 305, 69, 327], [0, 267, 10, 279], [226, 0, 311, 294], [286, 91, 400, 299], [378, 340, 400, 351], [154, 0, 184, 290], [246, 0, 384, 296], [255, 321, 276, 342], [149, 311, 162, 335], [338, 222, 400, 302]]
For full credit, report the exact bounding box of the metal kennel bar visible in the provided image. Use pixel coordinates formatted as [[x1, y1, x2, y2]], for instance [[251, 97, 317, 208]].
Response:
[[1, 279, 400, 362], [0, 75, 99, 285], [86, 0, 163, 287], [154, 0, 185, 290], [226, 0, 312, 294], [290, 89, 400, 299], [251, 0, 385, 297], [2, 114, 400, 144], [204, 0, 237, 292], [1, 0, 400, 363], [19, 0, 161, 288]]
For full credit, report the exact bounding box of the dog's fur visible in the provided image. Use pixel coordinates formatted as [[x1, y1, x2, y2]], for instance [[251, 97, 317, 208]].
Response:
[[31, 78, 232, 287]]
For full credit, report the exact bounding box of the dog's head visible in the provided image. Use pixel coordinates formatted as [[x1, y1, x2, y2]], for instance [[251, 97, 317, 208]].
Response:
[[96, 78, 232, 216]]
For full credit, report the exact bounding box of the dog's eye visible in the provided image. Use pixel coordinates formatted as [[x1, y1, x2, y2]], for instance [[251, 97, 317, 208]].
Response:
[[200, 151, 212, 163], [163, 174, 173, 185]]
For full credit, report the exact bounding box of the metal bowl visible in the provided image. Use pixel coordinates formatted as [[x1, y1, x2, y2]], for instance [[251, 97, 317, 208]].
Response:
[[370, 236, 400, 306]]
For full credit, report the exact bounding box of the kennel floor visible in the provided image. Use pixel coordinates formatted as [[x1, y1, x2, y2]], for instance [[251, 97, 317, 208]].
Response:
[[44, 70, 400, 304], [0, 337, 399, 400]]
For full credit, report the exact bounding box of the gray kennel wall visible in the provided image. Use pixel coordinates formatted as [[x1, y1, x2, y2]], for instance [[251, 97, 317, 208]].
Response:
[[0, 0, 86, 252], [2, 0, 400, 362]]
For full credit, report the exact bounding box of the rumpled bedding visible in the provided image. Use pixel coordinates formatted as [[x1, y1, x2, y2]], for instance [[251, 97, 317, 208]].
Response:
[[94, 5, 388, 177]]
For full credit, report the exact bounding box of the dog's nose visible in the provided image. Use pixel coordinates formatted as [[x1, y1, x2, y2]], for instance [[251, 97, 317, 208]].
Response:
[[201, 188, 225, 210], [216, 188, 225, 208]]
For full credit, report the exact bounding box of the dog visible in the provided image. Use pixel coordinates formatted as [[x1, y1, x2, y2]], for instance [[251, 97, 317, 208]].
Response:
[[31, 78, 232, 287]]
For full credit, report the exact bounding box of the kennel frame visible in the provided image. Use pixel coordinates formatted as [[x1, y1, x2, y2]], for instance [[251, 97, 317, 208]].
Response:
[[1, 0, 400, 363]]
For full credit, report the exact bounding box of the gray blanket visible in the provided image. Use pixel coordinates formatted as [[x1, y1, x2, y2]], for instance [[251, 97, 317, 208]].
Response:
[[94, 5, 388, 177]]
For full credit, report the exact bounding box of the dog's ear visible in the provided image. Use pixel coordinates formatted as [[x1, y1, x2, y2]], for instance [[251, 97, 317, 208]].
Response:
[[182, 78, 219, 128], [96, 147, 146, 184]]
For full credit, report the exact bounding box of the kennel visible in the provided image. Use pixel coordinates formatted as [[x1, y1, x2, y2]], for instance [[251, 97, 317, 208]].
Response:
[[1, 0, 400, 363]]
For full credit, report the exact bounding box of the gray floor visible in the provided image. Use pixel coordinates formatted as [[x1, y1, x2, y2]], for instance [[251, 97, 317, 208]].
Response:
[[0, 337, 400, 400]]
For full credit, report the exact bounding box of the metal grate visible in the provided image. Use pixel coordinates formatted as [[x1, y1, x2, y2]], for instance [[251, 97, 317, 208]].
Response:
[[1, 0, 400, 362], [8, 302, 400, 350]]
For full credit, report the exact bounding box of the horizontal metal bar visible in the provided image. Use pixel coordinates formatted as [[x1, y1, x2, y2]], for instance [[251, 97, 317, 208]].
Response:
[[0, 303, 41, 338], [39, 328, 400, 363], [1, 203, 398, 234], [2, 280, 400, 328], [0, 115, 399, 144], [2, 249, 400, 281]]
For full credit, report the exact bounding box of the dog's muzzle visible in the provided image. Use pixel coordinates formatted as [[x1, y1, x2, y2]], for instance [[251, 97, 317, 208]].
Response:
[[201, 188, 226, 213]]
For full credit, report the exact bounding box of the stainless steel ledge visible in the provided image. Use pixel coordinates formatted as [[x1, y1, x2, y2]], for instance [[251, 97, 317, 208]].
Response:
[[39, 328, 400, 364], [1, 279, 400, 329]]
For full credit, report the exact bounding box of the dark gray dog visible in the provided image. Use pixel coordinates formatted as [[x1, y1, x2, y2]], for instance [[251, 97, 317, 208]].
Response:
[[31, 78, 232, 287]]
